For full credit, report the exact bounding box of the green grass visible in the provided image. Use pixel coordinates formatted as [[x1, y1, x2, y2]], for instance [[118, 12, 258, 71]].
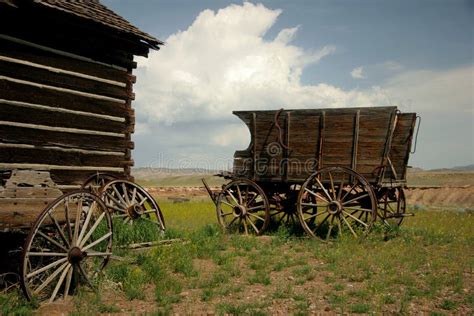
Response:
[[1, 202, 472, 314]]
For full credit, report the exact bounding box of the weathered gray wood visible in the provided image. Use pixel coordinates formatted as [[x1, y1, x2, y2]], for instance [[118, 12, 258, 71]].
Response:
[[0, 59, 128, 100], [0, 103, 128, 134], [0, 80, 131, 117], [0, 125, 132, 152], [0, 147, 130, 168], [0, 37, 131, 82]]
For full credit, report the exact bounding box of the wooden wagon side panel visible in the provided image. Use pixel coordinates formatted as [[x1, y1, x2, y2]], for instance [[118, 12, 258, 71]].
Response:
[[286, 112, 320, 181]]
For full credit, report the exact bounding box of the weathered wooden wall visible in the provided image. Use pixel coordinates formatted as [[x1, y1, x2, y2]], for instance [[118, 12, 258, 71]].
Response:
[[233, 107, 416, 185], [0, 5, 145, 189]]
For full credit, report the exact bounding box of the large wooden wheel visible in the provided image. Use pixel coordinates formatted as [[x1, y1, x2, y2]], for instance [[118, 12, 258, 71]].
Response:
[[21, 191, 113, 303], [216, 178, 270, 235], [377, 187, 406, 226], [296, 167, 377, 239], [100, 180, 165, 233]]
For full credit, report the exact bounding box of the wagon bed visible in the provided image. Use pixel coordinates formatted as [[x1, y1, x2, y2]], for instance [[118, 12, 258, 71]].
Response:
[[233, 106, 417, 186]]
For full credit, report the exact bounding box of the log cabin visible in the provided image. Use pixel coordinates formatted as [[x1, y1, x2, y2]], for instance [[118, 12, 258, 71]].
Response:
[[0, 0, 162, 191]]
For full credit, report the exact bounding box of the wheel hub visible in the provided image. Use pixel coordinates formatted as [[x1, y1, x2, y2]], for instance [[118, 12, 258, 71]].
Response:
[[68, 246, 86, 264], [127, 204, 142, 219], [233, 205, 247, 217], [328, 201, 342, 214]]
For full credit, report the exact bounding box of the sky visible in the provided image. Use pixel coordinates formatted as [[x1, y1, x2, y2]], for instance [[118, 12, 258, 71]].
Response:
[[103, 0, 474, 170]]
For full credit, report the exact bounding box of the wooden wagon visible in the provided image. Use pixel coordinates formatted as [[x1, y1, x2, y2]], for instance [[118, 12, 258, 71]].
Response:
[[204, 106, 419, 239], [0, 1, 165, 303]]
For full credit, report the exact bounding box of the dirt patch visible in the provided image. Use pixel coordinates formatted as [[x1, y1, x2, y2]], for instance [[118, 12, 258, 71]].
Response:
[[406, 186, 474, 208]]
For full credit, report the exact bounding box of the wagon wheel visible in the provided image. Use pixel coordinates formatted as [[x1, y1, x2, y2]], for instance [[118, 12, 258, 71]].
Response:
[[377, 187, 406, 226], [21, 191, 113, 303], [100, 180, 165, 233], [216, 178, 270, 235], [269, 185, 316, 229], [296, 167, 376, 240], [82, 173, 118, 194]]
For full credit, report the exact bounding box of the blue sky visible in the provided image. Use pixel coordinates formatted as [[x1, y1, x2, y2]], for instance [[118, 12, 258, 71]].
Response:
[[103, 0, 473, 170]]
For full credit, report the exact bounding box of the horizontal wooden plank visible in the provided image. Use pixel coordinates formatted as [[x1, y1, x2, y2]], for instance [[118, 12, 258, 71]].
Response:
[[0, 99, 125, 122], [0, 58, 128, 100], [50, 170, 128, 186], [0, 80, 130, 117], [0, 76, 125, 104], [0, 102, 129, 134], [0, 125, 132, 152], [0, 143, 124, 157], [0, 147, 131, 168], [0, 36, 130, 82], [0, 121, 124, 138], [0, 198, 57, 228], [0, 163, 124, 172]]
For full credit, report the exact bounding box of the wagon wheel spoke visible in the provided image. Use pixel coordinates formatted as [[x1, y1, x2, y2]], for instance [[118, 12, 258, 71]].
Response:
[[341, 180, 360, 202], [236, 185, 243, 205], [47, 210, 71, 249], [337, 176, 345, 200], [226, 189, 239, 205], [304, 187, 329, 204], [341, 214, 358, 238], [328, 171, 337, 200], [247, 218, 260, 234], [248, 212, 265, 222], [315, 177, 333, 202], [342, 193, 369, 206], [49, 263, 71, 302], [62, 264, 73, 299], [37, 231, 69, 253], [79, 211, 106, 248], [305, 209, 329, 221], [33, 261, 69, 295], [342, 210, 369, 227]]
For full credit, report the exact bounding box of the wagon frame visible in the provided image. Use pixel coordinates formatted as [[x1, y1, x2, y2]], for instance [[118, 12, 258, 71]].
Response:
[[204, 106, 420, 238]]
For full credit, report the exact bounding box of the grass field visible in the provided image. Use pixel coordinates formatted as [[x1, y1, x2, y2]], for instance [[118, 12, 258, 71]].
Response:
[[2, 199, 473, 315]]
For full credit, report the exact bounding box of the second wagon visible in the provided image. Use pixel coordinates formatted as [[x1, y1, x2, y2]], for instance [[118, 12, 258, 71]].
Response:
[[204, 106, 419, 239]]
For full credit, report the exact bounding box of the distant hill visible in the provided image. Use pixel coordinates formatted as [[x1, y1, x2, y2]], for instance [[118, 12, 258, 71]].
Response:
[[427, 164, 474, 172]]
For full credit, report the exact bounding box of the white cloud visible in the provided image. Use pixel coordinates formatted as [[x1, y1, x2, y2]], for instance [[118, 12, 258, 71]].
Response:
[[134, 2, 385, 125], [350, 66, 366, 79], [383, 65, 474, 113], [382, 60, 403, 71]]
